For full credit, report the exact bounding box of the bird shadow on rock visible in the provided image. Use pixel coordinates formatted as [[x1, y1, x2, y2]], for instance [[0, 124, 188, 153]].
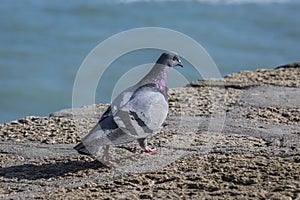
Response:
[[0, 159, 107, 180]]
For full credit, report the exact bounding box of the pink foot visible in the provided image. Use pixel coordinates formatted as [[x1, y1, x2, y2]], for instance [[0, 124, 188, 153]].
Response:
[[143, 147, 158, 153], [102, 159, 117, 168]]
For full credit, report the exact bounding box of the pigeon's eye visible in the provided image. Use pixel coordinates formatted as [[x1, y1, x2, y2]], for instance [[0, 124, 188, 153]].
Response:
[[172, 56, 178, 61]]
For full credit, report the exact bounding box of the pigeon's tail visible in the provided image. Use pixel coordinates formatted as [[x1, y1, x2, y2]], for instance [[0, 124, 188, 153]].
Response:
[[74, 142, 91, 156]]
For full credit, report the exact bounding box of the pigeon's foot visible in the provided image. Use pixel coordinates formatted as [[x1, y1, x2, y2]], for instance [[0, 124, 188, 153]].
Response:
[[101, 159, 117, 168], [143, 146, 158, 153]]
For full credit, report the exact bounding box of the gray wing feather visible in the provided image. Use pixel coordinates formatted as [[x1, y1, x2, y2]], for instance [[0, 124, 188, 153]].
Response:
[[79, 107, 121, 155], [114, 87, 168, 138], [79, 86, 139, 154]]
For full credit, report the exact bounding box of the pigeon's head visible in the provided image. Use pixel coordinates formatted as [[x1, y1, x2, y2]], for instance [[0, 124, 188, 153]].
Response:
[[157, 51, 183, 68]]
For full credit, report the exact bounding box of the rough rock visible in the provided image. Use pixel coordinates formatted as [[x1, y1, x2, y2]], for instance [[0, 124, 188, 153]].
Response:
[[0, 64, 299, 199]]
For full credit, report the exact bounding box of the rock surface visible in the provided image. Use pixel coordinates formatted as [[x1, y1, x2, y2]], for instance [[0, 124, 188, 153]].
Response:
[[0, 64, 299, 199]]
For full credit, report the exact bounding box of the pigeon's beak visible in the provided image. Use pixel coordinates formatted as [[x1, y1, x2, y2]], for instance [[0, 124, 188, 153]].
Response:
[[177, 59, 183, 67]]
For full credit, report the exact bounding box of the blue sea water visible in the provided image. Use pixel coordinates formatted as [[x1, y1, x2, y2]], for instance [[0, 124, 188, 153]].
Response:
[[0, 0, 299, 123]]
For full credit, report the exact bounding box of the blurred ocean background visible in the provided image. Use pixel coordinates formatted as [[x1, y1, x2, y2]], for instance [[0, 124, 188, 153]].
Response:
[[0, 0, 299, 123]]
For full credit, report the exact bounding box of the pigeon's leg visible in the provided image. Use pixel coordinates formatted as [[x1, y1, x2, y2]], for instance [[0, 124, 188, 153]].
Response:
[[138, 138, 158, 153], [101, 145, 117, 167], [101, 146, 111, 161]]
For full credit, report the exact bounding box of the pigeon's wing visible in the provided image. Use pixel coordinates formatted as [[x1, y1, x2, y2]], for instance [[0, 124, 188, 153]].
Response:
[[98, 85, 137, 123], [78, 105, 140, 155], [77, 106, 118, 155], [76, 86, 141, 155], [109, 85, 137, 115], [113, 85, 168, 139]]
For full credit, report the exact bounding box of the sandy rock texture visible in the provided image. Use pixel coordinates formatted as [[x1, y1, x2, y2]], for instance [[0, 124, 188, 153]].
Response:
[[0, 63, 299, 199]]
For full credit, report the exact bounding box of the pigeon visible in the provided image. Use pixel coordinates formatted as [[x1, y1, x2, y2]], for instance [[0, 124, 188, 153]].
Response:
[[74, 51, 183, 165]]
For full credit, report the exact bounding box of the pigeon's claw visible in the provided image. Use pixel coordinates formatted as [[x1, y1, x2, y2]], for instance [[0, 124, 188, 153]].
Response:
[[143, 146, 158, 153]]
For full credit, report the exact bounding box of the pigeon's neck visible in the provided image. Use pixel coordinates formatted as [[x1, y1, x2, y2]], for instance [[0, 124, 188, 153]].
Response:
[[139, 64, 169, 92], [154, 66, 168, 91]]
